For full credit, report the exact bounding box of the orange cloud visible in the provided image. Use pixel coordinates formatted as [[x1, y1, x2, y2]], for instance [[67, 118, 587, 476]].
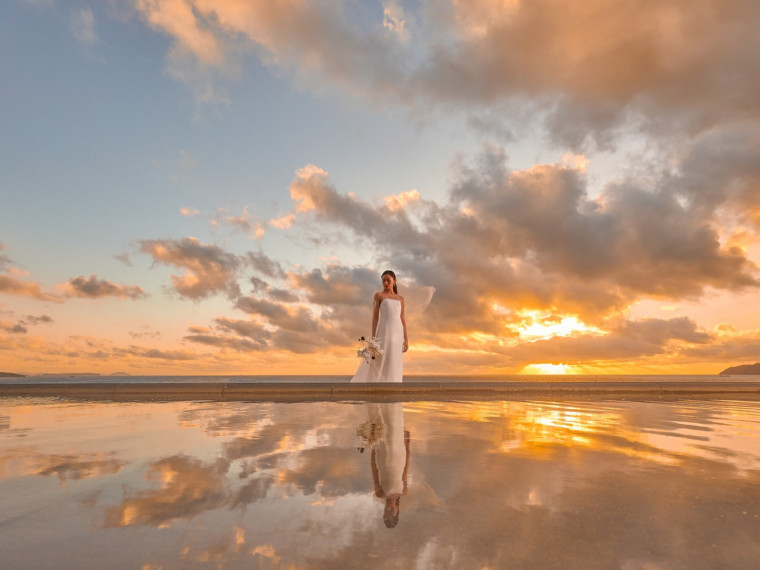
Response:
[[129, 0, 760, 148], [139, 237, 244, 300], [269, 213, 295, 229], [0, 245, 61, 303], [384, 189, 420, 212], [135, 0, 224, 65]]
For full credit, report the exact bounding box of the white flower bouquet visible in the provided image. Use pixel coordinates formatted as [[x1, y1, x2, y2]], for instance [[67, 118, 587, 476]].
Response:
[[356, 335, 383, 363]]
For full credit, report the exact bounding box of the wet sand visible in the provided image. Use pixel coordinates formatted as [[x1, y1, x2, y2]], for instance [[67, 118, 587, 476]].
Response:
[[2, 381, 760, 401]]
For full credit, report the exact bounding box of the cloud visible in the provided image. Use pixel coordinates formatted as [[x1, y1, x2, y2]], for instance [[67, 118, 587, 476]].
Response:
[[131, 1, 760, 147], [283, 150, 759, 337], [0, 274, 61, 302], [269, 213, 295, 229], [232, 296, 342, 353], [69, 6, 98, 46], [504, 317, 711, 367], [129, 329, 161, 340], [135, 0, 224, 65], [23, 314, 53, 325], [114, 346, 198, 360], [382, 0, 410, 43], [212, 206, 264, 238], [0, 245, 62, 303], [138, 237, 244, 300], [384, 189, 420, 212], [183, 333, 265, 352], [114, 252, 133, 266], [289, 265, 377, 307], [180, 207, 200, 218], [0, 321, 27, 334], [246, 251, 285, 279], [64, 275, 148, 300], [0, 314, 52, 335]]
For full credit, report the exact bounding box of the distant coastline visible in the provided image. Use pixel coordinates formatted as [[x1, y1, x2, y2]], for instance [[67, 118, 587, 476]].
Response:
[[0, 372, 25, 378], [719, 363, 760, 376]]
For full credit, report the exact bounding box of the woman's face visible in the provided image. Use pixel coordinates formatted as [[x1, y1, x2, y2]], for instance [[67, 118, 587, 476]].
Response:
[[381, 274, 395, 292]]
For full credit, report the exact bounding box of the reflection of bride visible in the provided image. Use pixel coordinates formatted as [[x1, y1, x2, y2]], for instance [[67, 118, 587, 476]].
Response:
[[350, 270, 434, 384], [357, 402, 410, 528]]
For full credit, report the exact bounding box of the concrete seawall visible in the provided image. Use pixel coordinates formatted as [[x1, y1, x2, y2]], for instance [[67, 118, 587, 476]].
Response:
[[2, 381, 760, 402]]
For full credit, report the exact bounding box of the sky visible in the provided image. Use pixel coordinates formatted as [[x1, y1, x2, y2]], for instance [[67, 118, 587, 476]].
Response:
[[2, 0, 760, 376]]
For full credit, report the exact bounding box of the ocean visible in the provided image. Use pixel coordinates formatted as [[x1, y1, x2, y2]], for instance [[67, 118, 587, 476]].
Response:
[[2, 373, 759, 384]]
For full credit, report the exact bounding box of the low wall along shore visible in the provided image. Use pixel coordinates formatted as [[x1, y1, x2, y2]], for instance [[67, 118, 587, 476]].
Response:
[[2, 381, 760, 402]]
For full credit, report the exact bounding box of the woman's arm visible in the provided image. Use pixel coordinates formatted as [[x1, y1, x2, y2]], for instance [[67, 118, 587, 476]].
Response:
[[400, 297, 408, 352]]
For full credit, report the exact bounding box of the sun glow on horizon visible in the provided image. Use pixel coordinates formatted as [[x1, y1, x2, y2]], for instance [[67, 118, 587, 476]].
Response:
[[522, 363, 571, 374]]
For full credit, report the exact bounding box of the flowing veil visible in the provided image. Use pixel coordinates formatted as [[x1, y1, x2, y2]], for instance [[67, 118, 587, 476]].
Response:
[[395, 280, 435, 319]]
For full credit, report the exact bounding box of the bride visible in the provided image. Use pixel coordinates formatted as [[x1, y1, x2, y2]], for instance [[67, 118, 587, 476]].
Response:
[[350, 270, 407, 383]]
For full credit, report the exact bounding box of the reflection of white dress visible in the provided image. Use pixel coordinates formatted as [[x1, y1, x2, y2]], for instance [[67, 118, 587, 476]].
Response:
[[369, 403, 406, 495], [351, 299, 403, 383]]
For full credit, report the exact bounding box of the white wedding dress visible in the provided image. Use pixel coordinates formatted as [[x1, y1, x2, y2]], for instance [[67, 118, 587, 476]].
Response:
[[350, 298, 404, 383]]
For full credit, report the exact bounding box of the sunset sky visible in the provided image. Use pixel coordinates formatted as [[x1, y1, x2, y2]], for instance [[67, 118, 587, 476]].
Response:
[[2, 0, 760, 376]]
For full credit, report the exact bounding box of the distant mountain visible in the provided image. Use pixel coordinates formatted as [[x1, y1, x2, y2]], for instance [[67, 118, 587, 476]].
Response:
[[719, 363, 760, 375], [0, 372, 25, 377]]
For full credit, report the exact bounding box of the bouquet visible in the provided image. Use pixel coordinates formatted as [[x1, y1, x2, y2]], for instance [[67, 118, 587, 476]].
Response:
[[356, 336, 383, 363]]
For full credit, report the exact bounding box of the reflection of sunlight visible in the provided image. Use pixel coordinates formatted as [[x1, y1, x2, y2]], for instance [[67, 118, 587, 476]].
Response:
[[408, 401, 681, 466]]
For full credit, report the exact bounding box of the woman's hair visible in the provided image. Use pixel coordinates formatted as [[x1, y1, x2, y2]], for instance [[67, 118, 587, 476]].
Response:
[[384, 496, 401, 528], [381, 270, 397, 294]]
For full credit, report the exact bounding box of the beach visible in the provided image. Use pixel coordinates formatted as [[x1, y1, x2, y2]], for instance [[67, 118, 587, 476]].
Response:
[[2, 384, 760, 568], [2, 378, 760, 401]]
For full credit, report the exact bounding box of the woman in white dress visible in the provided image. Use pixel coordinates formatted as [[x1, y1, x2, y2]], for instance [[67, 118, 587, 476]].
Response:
[[350, 270, 408, 383]]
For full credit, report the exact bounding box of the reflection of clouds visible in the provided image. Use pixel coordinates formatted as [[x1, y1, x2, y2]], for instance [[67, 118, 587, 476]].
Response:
[[0, 447, 125, 482], [104, 455, 229, 528], [5, 399, 760, 568], [178, 402, 275, 438], [279, 447, 364, 496]]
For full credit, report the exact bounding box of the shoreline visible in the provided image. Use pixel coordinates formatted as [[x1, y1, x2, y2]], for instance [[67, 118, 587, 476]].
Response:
[[2, 381, 760, 402]]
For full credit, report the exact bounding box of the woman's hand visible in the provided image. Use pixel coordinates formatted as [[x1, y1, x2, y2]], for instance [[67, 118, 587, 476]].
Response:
[[403, 339, 409, 353]]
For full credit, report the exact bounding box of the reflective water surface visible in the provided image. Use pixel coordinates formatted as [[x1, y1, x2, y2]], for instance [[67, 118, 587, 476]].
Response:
[[1, 397, 760, 569]]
